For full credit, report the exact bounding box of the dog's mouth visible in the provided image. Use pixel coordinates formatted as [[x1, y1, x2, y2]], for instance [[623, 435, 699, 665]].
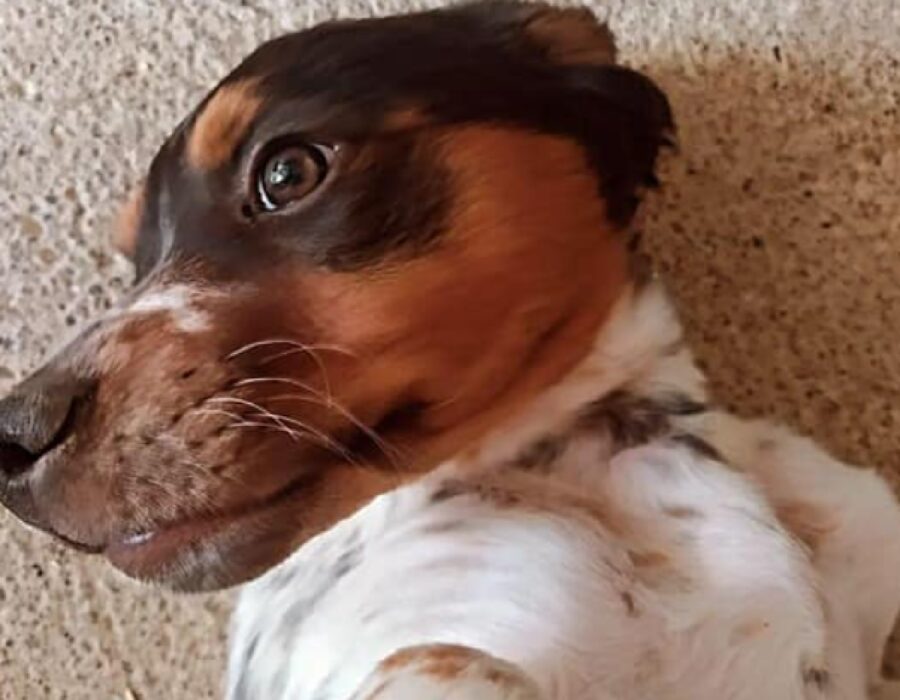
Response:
[[116, 470, 321, 583], [30, 469, 322, 587], [2, 388, 422, 589]]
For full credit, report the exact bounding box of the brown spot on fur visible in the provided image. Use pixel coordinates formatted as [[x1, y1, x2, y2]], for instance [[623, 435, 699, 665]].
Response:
[[670, 433, 723, 462], [580, 392, 678, 449], [775, 500, 837, 552], [580, 391, 708, 452], [484, 665, 527, 690], [628, 549, 669, 568], [525, 6, 617, 66], [378, 644, 477, 679], [512, 436, 566, 472], [430, 478, 522, 507], [187, 79, 263, 170], [662, 505, 702, 520], [731, 619, 771, 643], [620, 590, 639, 616], [432, 471, 631, 540], [374, 644, 532, 692], [802, 666, 830, 690], [378, 646, 424, 672], [114, 185, 144, 258]]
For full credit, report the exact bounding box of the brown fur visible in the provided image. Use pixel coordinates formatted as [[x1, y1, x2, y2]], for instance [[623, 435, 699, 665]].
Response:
[[377, 644, 523, 685], [295, 126, 629, 470]]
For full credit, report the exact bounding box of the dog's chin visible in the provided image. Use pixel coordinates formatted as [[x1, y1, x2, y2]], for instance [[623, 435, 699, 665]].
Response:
[[104, 478, 318, 592]]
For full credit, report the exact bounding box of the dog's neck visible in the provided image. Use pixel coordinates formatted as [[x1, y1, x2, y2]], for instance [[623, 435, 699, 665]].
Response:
[[458, 280, 709, 475]]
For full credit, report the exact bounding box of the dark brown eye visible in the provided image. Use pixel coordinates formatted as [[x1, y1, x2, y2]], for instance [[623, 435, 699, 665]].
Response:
[[256, 143, 331, 212]]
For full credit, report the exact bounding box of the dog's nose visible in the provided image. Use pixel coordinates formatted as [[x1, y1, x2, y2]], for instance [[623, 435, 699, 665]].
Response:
[[0, 371, 90, 480]]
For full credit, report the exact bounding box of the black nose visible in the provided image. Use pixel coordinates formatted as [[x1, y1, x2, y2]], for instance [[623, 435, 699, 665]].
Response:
[[0, 371, 91, 481]]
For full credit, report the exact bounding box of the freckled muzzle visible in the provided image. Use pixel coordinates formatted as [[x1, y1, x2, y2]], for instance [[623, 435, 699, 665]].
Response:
[[0, 280, 399, 590]]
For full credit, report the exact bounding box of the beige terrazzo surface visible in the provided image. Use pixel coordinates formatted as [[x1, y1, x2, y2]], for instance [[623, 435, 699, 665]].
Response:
[[0, 0, 898, 697]]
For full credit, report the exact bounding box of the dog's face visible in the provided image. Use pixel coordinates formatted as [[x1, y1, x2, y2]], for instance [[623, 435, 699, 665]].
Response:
[[0, 2, 671, 590]]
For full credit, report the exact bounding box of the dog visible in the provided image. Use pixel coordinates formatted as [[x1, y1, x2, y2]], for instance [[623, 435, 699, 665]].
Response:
[[1, 2, 899, 699]]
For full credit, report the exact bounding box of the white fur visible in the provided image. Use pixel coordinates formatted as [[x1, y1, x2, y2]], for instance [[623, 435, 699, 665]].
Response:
[[228, 283, 900, 700], [127, 284, 211, 333]]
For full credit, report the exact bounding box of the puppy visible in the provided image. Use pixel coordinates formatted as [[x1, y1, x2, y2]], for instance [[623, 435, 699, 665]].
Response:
[[0, 3, 898, 699]]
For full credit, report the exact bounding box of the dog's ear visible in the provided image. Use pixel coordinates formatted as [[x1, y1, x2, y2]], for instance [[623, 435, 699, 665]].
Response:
[[519, 3, 617, 66], [460, 2, 674, 226], [566, 62, 675, 226], [456, 1, 616, 66], [526, 5, 674, 225]]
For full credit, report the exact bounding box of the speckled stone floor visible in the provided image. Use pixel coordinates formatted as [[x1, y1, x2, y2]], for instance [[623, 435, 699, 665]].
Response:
[[1, 1, 898, 697]]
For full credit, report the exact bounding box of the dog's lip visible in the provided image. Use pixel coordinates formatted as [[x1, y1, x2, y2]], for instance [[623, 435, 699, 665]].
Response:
[[104, 517, 223, 571], [54, 530, 105, 555], [102, 470, 320, 577]]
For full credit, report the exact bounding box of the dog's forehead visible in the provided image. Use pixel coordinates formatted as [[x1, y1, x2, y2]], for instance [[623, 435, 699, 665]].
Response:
[[232, 7, 540, 101], [192, 5, 573, 144]]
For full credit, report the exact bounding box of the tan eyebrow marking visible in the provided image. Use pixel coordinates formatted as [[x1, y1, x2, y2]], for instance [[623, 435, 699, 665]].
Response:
[[382, 105, 429, 132], [187, 78, 264, 170], [114, 184, 145, 258]]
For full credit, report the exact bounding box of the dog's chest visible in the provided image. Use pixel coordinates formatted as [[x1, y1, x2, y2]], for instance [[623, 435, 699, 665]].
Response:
[[226, 395, 824, 700]]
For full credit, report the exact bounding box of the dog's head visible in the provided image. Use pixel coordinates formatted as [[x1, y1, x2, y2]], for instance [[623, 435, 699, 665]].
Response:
[[0, 1, 671, 590]]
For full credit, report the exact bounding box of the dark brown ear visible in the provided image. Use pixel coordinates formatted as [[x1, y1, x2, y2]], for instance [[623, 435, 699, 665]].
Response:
[[457, 1, 617, 66], [568, 63, 675, 225], [520, 4, 617, 66]]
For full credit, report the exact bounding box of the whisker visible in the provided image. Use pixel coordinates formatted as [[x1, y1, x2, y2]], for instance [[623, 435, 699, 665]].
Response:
[[201, 408, 352, 464], [233, 375, 318, 391], [257, 346, 353, 366], [194, 407, 246, 423], [227, 340, 354, 406], [264, 347, 333, 402], [208, 396, 358, 464], [266, 392, 406, 467], [232, 376, 405, 466], [226, 339, 356, 362], [207, 396, 296, 432], [195, 407, 307, 446], [229, 419, 304, 442], [250, 412, 358, 465]]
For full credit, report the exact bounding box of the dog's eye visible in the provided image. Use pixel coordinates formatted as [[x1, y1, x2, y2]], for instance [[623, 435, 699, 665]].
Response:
[[255, 143, 331, 212]]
